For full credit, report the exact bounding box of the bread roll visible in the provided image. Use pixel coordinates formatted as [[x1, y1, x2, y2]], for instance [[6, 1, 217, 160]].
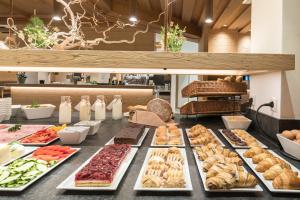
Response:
[[147, 98, 173, 122], [296, 132, 300, 140], [282, 130, 296, 140], [236, 76, 243, 83]]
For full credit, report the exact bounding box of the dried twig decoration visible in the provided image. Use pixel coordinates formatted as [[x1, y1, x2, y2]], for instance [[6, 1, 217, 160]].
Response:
[[6, 0, 176, 50]]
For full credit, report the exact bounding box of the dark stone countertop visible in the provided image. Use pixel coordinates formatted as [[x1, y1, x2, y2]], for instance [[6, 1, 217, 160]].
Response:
[[0, 113, 299, 200]]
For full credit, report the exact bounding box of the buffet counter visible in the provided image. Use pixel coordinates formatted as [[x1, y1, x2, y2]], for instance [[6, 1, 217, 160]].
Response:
[[0, 114, 298, 200], [2, 84, 155, 111]]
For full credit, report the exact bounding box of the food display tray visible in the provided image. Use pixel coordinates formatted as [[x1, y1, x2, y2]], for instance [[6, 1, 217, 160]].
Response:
[[186, 129, 225, 147], [151, 128, 185, 147]]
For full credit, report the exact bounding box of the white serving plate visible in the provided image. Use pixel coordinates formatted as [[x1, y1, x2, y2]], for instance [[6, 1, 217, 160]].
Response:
[[57, 147, 138, 191], [105, 128, 149, 147], [0, 147, 80, 192], [150, 128, 185, 147], [186, 129, 225, 147], [218, 129, 268, 149], [236, 149, 300, 193], [134, 148, 193, 191], [277, 134, 300, 159], [192, 150, 263, 192], [20, 137, 59, 146], [0, 146, 37, 166]]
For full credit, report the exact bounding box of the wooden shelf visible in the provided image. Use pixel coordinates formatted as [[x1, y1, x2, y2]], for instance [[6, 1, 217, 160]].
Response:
[[0, 50, 295, 75]]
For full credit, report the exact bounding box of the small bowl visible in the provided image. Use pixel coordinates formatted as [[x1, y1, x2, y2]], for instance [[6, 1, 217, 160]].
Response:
[[74, 121, 101, 135], [57, 126, 90, 145], [277, 134, 300, 159], [21, 104, 56, 120], [222, 115, 252, 130]]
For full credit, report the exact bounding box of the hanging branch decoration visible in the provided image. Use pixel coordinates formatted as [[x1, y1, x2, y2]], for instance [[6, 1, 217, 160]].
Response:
[[6, 0, 176, 50]]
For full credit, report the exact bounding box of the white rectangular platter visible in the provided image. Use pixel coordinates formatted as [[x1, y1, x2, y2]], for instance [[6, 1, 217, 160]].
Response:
[[186, 129, 225, 147], [57, 147, 138, 191], [0, 146, 37, 166], [151, 128, 185, 147], [0, 147, 80, 192], [192, 150, 263, 192], [105, 128, 149, 147], [236, 149, 300, 193], [218, 129, 268, 149], [20, 137, 59, 146], [134, 148, 193, 191]]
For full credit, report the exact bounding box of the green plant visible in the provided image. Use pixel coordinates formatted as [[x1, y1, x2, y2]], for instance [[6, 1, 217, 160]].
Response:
[[23, 16, 54, 48], [160, 22, 186, 52], [30, 101, 40, 108]]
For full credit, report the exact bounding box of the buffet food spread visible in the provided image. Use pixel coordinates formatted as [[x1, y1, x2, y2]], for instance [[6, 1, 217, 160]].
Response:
[[151, 125, 185, 147]]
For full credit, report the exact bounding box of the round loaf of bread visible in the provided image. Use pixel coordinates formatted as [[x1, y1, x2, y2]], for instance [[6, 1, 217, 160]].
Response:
[[147, 98, 172, 122]]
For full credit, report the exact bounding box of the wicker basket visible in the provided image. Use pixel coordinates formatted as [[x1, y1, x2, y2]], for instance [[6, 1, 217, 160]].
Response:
[[181, 81, 247, 98], [180, 100, 240, 115]]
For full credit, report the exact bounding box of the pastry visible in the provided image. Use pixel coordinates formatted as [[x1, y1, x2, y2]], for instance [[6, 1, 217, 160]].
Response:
[[188, 124, 220, 146], [272, 169, 300, 190], [154, 125, 182, 145], [235, 171, 258, 188], [243, 147, 266, 158], [263, 164, 293, 180], [252, 152, 273, 164], [255, 157, 287, 172]]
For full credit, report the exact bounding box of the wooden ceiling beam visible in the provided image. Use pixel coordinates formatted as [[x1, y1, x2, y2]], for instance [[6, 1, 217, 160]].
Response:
[[212, 0, 248, 29], [173, 0, 182, 18], [137, 0, 152, 13], [228, 6, 250, 30], [239, 22, 250, 33], [191, 0, 205, 25], [181, 0, 195, 23]]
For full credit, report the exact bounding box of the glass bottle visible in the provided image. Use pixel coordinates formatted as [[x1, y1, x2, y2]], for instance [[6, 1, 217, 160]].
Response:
[[79, 95, 91, 121], [94, 95, 106, 121], [59, 96, 72, 124], [111, 95, 123, 120]]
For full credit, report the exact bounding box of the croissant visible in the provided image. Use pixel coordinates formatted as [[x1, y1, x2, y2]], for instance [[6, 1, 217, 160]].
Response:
[[197, 148, 238, 161], [142, 175, 163, 187], [263, 164, 293, 180], [206, 162, 243, 178], [252, 153, 273, 164], [203, 155, 243, 172], [243, 147, 266, 158], [188, 130, 201, 138], [235, 171, 258, 188], [190, 124, 206, 132], [273, 169, 300, 190], [206, 171, 237, 189], [255, 157, 282, 172]]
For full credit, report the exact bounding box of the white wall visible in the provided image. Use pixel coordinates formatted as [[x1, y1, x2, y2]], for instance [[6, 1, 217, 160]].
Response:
[[251, 0, 300, 119], [250, 0, 283, 118]]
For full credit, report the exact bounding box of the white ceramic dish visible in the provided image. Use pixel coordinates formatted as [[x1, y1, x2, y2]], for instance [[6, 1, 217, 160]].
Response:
[[151, 128, 185, 147], [277, 134, 300, 159], [186, 129, 225, 147], [74, 121, 101, 135], [236, 149, 300, 193], [0, 146, 37, 166], [105, 128, 149, 147], [11, 105, 21, 117], [57, 147, 138, 191], [192, 150, 263, 192], [134, 148, 193, 191], [222, 115, 252, 130], [218, 129, 268, 149], [0, 148, 80, 192], [57, 126, 89, 145], [22, 104, 56, 120]]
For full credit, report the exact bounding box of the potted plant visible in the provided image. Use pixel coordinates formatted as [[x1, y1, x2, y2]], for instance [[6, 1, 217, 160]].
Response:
[[160, 22, 186, 52], [16, 72, 27, 84]]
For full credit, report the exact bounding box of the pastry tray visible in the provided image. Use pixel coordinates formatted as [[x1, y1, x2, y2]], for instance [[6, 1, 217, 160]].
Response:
[[186, 129, 225, 147], [192, 150, 263, 192], [236, 149, 300, 193], [151, 128, 185, 147], [218, 129, 268, 149], [0, 147, 80, 192], [105, 128, 149, 147], [0, 146, 37, 166], [134, 148, 193, 191], [57, 147, 138, 191]]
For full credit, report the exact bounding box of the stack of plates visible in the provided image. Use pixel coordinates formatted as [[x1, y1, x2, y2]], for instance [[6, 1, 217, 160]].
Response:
[[0, 98, 12, 122]]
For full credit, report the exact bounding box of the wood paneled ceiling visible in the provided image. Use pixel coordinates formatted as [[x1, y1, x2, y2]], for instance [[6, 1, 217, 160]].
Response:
[[0, 0, 251, 38]]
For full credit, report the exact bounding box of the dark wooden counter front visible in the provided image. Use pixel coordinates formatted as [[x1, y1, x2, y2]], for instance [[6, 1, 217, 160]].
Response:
[[4, 84, 155, 111]]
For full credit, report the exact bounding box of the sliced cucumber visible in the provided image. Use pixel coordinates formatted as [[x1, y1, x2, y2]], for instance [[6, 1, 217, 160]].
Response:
[[0, 171, 10, 182], [36, 164, 48, 172], [14, 162, 35, 172], [0, 174, 21, 185], [23, 170, 41, 178]]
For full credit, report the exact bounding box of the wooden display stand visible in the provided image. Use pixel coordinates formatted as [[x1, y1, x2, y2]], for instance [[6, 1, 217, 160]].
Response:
[[128, 110, 174, 127]]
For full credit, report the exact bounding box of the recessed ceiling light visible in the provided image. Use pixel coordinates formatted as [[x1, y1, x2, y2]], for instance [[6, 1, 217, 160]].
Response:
[[205, 18, 213, 24], [223, 24, 227, 27], [52, 15, 61, 21], [129, 16, 138, 23]]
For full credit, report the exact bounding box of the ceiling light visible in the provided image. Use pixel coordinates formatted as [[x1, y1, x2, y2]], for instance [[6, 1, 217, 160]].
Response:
[[129, 16, 138, 23], [52, 15, 61, 21], [223, 24, 227, 27], [205, 18, 213, 24], [242, 0, 252, 4]]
